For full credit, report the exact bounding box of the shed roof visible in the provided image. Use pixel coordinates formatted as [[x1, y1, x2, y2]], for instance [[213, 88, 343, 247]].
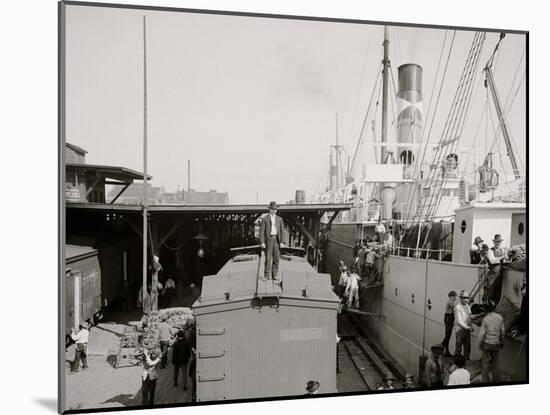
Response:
[[65, 244, 97, 263], [66, 163, 152, 181], [65, 142, 88, 155], [194, 254, 339, 309]]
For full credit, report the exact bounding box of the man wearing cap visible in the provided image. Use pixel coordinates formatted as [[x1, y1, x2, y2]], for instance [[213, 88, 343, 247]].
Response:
[[377, 371, 396, 390], [70, 322, 90, 373], [404, 373, 416, 389], [478, 300, 505, 383], [454, 290, 473, 361], [259, 201, 287, 280], [441, 290, 457, 357], [158, 314, 173, 369], [305, 380, 320, 395], [141, 348, 161, 405], [423, 345, 445, 387], [485, 234, 509, 304], [470, 236, 484, 264]]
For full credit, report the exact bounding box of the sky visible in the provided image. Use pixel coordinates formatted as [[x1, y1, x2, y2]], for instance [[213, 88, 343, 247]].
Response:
[[64, 4, 527, 204]]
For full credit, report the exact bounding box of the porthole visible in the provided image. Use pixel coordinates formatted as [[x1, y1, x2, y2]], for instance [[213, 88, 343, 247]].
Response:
[[518, 222, 524, 236], [460, 220, 467, 234]]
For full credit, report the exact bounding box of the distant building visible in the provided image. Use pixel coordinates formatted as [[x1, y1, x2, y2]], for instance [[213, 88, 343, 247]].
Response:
[[182, 189, 229, 205], [108, 183, 167, 205], [65, 142, 150, 204], [108, 186, 229, 205]]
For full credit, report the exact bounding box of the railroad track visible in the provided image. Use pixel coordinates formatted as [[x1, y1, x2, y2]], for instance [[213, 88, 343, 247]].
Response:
[[338, 314, 405, 391]]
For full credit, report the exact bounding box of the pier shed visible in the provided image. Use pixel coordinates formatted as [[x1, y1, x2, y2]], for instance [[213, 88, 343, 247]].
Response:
[[192, 253, 340, 401]]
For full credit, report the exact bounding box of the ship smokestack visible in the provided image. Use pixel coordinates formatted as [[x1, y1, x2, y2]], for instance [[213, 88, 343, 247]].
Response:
[[396, 64, 423, 166], [330, 148, 338, 199]]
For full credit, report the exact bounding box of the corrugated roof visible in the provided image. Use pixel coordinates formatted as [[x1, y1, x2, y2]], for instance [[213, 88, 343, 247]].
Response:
[[195, 254, 339, 308], [66, 163, 151, 180]]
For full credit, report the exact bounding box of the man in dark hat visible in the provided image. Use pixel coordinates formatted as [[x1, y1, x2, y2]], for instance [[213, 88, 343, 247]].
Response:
[[305, 380, 320, 395], [478, 300, 505, 383], [441, 290, 457, 357], [377, 371, 396, 390], [423, 344, 444, 387], [404, 373, 416, 389], [470, 236, 484, 264], [485, 234, 509, 303], [172, 330, 191, 390], [259, 201, 288, 280]]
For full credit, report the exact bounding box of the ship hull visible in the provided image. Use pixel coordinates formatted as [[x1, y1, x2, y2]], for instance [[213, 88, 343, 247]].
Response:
[[325, 223, 527, 383]]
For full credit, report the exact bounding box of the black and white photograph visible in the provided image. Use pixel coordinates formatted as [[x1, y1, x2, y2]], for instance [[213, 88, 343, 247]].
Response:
[[58, 1, 527, 413]]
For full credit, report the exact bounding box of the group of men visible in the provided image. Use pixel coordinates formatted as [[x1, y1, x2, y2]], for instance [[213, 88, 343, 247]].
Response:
[[140, 315, 197, 406], [431, 287, 506, 386], [470, 234, 512, 305]]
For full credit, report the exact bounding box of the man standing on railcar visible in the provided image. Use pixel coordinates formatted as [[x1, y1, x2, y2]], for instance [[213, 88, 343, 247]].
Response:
[[259, 201, 287, 280]]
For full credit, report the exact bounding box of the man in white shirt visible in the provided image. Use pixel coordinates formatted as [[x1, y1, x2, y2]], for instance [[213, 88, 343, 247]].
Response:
[[374, 217, 386, 242], [346, 267, 361, 308], [70, 322, 90, 373], [447, 354, 470, 385], [141, 349, 161, 405], [259, 201, 287, 280], [164, 276, 176, 306], [454, 290, 473, 361]]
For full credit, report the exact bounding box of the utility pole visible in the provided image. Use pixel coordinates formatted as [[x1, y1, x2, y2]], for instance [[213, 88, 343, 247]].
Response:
[[141, 15, 149, 315], [188, 159, 191, 191]]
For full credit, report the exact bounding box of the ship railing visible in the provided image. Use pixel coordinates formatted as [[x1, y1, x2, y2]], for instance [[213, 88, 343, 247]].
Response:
[[392, 246, 453, 261]]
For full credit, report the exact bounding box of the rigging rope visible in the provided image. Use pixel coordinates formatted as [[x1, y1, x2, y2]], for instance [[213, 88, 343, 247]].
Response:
[[398, 30, 455, 240], [400, 32, 486, 250]]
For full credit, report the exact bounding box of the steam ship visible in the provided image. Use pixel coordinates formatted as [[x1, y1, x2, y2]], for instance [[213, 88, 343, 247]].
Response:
[[317, 28, 527, 382]]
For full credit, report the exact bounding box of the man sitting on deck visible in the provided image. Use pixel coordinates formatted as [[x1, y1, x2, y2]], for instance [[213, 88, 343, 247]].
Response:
[[259, 201, 287, 280]]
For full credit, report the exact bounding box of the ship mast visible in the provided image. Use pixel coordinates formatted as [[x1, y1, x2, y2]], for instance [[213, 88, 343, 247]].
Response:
[[381, 26, 390, 164]]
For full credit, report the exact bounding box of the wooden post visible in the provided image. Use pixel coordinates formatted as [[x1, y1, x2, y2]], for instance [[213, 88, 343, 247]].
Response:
[[141, 15, 149, 315]]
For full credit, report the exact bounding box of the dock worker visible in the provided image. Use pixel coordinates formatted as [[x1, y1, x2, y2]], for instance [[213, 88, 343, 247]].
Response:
[[141, 348, 161, 406], [470, 236, 484, 264], [345, 266, 361, 309], [454, 290, 473, 361], [446, 354, 470, 385], [172, 330, 191, 390], [338, 265, 350, 298], [423, 344, 444, 387], [259, 201, 287, 280], [375, 217, 386, 242], [478, 300, 505, 383], [70, 321, 90, 373], [485, 234, 510, 304], [378, 371, 396, 390], [164, 276, 176, 306], [441, 290, 457, 357], [158, 314, 173, 369], [305, 380, 320, 395], [403, 373, 416, 389]]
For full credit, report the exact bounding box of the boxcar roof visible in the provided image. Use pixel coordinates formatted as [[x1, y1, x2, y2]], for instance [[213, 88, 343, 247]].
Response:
[[65, 244, 98, 263], [194, 254, 340, 310]]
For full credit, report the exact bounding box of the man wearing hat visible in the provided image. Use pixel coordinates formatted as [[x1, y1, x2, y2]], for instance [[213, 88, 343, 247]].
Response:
[[478, 300, 505, 383], [259, 201, 288, 280], [305, 380, 320, 395], [70, 321, 90, 373], [404, 373, 416, 389], [485, 234, 509, 304], [423, 344, 444, 387], [454, 290, 473, 361], [378, 371, 396, 390], [470, 236, 484, 264], [158, 314, 173, 369], [441, 290, 457, 357]]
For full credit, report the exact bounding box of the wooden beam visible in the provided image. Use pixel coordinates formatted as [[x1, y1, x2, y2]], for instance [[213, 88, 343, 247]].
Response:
[[110, 182, 131, 204], [85, 175, 103, 198], [286, 216, 316, 248], [159, 217, 185, 245]]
